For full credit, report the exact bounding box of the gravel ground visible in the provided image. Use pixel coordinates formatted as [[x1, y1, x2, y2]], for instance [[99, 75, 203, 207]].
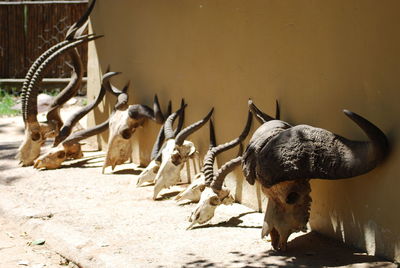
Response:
[[0, 115, 397, 268]]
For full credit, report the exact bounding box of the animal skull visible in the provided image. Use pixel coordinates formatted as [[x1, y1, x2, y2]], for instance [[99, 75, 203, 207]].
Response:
[[242, 100, 389, 251], [187, 187, 234, 229], [174, 173, 206, 205], [135, 159, 160, 187], [153, 139, 196, 200], [34, 143, 83, 170]]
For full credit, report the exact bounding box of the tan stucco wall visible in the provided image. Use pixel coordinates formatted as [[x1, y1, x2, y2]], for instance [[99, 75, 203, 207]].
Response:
[[87, 0, 400, 261]]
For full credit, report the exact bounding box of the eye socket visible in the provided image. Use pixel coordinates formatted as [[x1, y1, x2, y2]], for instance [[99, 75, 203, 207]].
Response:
[[121, 129, 132, 139], [57, 151, 66, 159], [286, 192, 300, 204], [31, 132, 41, 141]]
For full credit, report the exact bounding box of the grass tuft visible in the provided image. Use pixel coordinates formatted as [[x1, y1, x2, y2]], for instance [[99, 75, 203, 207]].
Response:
[[0, 88, 20, 116]]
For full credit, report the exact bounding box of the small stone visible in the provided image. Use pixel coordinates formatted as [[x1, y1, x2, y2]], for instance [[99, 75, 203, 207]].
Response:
[[17, 260, 29, 266], [31, 239, 46, 245]]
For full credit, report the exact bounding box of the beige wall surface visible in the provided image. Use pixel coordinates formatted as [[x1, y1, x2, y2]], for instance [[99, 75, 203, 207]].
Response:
[[88, 0, 400, 261]]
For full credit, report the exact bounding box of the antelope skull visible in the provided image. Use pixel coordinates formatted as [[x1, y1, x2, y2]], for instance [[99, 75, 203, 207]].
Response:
[[17, 0, 99, 166], [242, 100, 389, 251], [152, 108, 214, 200], [103, 95, 165, 173], [187, 112, 252, 228]]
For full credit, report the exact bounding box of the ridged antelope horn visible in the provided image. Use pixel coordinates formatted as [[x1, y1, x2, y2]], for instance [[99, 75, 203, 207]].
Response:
[[211, 143, 244, 192], [173, 99, 185, 137], [153, 94, 164, 124], [20, 38, 85, 123], [203, 111, 252, 186], [175, 108, 214, 146], [53, 71, 118, 146], [248, 99, 277, 124], [24, 36, 102, 128], [257, 110, 389, 187], [65, 0, 97, 39]]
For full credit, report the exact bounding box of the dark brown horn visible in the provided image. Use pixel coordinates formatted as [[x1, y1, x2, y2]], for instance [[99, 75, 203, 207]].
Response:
[[166, 101, 172, 117], [175, 108, 214, 146], [150, 125, 165, 161], [256, 110, 389, 187], [173, 99, 185, 137], [24, 36, 102, 127], [211, 143, 243, 191], [127, 104, 155, 120], [248, 99, 275, 124], [209, 118, 217, 149], [53, 71, 117, 146], [164, 102, 186, 140], [63, 119, 109, 146], [65, 0, 96, 39], [20, 39, 79, 122], [204, 112, 252, 186], [153, 94, 164, 124], [275, 100, 280, 120]]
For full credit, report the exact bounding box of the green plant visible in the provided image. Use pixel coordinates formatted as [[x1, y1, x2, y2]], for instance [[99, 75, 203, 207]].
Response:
[[0, 88, 20, 116]]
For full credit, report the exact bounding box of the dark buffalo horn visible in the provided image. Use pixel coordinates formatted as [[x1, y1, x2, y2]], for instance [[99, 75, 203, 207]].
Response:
[[150, 125, 166, 161], [153, 94, 164, 124], [175, 108, 214, 146], [256, 110, 389, 187], [173, 99, 185, 137], [211, 143, 244, 191], [65, 0, 96, 39], [248, 99, 275, 124]]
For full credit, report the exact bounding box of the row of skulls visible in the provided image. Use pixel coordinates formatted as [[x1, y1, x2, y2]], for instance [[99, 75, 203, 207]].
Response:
[[17, 0, 389, 252]]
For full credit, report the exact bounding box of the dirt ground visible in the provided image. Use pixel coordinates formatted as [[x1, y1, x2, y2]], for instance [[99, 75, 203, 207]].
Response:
[[0, 114, 397, 268]]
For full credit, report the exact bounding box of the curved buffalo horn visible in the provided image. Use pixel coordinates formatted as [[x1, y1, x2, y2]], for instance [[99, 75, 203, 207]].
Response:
[[256, 110, 389, 187], [164, 101, 186, 140], [175, 108, 214, 146], [248, 99, 277, 124], [65, 0, 96, 40], [153, 95, 164, 124], [24, 36, 102, 128], [211, 143, 244, 192], [173, 99, 185, 137], [203, 111, 252, 186], [53, 71, 118, 146]]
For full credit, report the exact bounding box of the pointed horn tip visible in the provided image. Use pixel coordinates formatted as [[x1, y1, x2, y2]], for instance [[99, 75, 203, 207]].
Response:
[[103, 71, 121, 79]]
